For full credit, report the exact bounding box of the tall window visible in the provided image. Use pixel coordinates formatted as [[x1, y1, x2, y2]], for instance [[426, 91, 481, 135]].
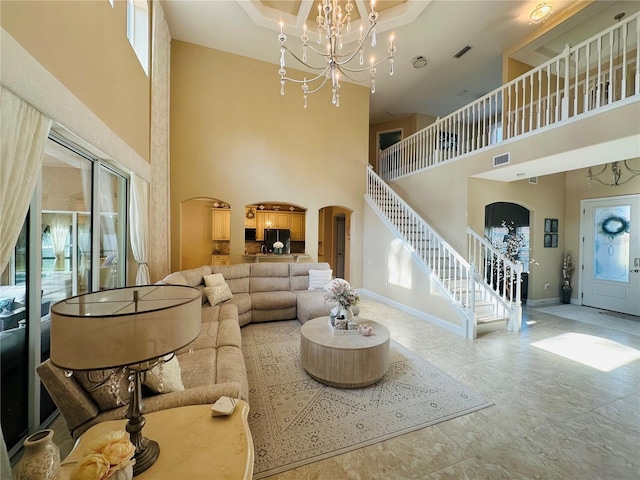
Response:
[[127, 0, 149, 75]]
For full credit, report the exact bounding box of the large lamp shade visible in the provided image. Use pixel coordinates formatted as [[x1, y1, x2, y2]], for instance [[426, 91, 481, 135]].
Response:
[[50, 285, 201, 371]]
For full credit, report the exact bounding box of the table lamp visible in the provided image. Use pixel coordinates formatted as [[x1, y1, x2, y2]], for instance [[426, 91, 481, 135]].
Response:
[[49, 285, 201, 475]]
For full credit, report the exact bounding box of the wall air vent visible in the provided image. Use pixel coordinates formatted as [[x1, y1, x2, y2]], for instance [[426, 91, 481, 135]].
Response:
[[529, 177, 538, 184], [493, 152, 510, 167]]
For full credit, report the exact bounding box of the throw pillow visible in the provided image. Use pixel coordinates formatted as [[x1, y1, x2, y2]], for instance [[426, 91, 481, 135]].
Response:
[[308, 269, 332, 290], [204, 283, 233, 306], [203, 273, 226, 287], [144, 355, 184, 394], [74, 368, 131, 410]]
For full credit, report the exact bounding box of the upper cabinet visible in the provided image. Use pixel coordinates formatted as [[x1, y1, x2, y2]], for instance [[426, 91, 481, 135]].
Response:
[[253, 210, 305, 241], [245, 207, 256, 228], [289, 213, 305, 241], [212, 209, 230, 240]]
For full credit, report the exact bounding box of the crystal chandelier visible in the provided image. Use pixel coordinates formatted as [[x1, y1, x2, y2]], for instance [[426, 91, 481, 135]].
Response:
[[587, 161, 640, 187], [278, 0, 396, 108]]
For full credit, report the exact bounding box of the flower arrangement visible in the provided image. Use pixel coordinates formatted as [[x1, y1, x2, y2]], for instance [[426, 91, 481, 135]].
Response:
[[272, 241, 284, 249], [562, 254, 574, 287], [324, 278, 359, 307], [70, 431, 135, 480]]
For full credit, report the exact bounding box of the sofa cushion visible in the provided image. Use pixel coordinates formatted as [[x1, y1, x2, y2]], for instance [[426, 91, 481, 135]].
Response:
[[160, 272, 188, 286], [289, 262, 331, 291], [251, 290, 297, 310], [179, 348, 218, 388], [250, 291, 297, 322], [308, 269, 333, 289], [223, 293, 251, 327], [250, 263, 290, 293], [181, 266, 212, 287], [216, 346, 249, 401], [200, 304, 220, 324], [295, 290, 336, 323], [211, 264, 250, 294], [204, 284, 233, 306]]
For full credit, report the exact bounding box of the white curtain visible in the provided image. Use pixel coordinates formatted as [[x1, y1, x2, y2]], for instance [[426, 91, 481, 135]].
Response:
[[0, 87, 52, 274], [129, 173, 150, 284], [50, 214, 71, 271]]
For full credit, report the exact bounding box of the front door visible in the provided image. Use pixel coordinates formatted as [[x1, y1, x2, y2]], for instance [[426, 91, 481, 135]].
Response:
[[581, 195, 640, 315]]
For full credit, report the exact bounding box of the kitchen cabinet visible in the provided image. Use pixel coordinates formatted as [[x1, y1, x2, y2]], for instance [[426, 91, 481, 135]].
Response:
[[211, 210, 230, 240], [245, 207, 256, 228], [255, 211, 292, 240], [289, 213, 305, 241], [211, 255, 230, 266]]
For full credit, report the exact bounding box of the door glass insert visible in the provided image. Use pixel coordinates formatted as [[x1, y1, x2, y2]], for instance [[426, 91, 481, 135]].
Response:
[[594, 205, 630, 282]]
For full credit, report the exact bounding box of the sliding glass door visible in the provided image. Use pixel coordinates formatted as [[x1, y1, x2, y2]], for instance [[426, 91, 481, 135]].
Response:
[[1, 132, 130, 456]]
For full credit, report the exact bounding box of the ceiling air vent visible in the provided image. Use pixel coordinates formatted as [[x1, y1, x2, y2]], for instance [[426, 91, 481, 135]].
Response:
[[454, 45, 472, 59], [493, 152, 510, 167], [529, 177, 538, 184]]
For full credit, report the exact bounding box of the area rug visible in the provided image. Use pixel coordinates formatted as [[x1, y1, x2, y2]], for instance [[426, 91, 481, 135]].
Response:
[[242, 320, 493, 478]]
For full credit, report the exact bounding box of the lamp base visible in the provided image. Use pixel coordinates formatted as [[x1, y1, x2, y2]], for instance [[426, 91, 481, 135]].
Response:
[[133, 439, 160, 476]]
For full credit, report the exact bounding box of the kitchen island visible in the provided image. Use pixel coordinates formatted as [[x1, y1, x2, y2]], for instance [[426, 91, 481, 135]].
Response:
[[243, 254, 309, 263]]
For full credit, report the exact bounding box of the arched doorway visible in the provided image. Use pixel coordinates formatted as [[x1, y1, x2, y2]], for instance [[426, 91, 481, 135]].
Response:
[[485, 202, 531, 302], [318, 206, 352, 281]]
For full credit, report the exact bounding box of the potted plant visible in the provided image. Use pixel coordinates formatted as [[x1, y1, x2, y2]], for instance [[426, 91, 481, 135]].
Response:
[[562, 254, 574, 304]]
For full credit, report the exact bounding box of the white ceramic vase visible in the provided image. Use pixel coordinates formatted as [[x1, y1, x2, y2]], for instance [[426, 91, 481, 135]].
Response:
[[340, 305, 354, 321], [13, 429, 60, 480]]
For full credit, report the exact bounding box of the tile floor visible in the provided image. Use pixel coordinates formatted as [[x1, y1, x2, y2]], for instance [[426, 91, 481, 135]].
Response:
[[51, 297, 640, 479]]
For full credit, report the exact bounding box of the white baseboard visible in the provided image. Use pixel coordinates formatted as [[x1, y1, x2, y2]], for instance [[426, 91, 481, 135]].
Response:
[[359, 289, 465, 337]]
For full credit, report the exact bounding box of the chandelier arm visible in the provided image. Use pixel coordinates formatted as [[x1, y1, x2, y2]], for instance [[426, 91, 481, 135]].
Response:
[[623, 160, 640, 174], [338, 55, 392, 73], [335, 68, 373, 83], [281, 67, 330, 86], [303, 74, 332, 95], [284, 47, 330, 71]]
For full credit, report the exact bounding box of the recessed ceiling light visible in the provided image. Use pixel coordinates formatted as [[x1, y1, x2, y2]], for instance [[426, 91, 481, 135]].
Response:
[[412, 56, 427, 69]]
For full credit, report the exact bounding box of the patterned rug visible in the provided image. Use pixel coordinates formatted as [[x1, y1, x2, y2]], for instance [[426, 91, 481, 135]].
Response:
[[242, 320, 493, 478]]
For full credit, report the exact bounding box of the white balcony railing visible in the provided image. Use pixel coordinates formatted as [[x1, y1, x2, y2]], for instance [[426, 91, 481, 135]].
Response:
[[379, 11, 640, 180]]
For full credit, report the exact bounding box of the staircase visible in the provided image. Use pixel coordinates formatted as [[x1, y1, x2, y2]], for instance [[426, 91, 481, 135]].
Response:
[[365, 167, 521, 338]]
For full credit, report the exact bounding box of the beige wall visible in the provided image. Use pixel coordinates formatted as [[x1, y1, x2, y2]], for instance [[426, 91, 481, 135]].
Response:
[[180, 198, 218, 269], [1, 0, 150, 162], [363, 204, 463, 331], [170, 41, 369, 286]]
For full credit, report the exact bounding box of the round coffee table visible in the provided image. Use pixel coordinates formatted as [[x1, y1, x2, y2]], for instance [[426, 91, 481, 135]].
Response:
[[300, 317, 390, 388]]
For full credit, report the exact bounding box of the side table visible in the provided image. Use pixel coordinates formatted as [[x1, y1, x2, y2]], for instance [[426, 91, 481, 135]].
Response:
[[59, 402, 253, 480]]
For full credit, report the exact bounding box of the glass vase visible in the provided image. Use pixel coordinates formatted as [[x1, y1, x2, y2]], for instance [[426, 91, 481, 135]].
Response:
[[13, 429, 60, 480]]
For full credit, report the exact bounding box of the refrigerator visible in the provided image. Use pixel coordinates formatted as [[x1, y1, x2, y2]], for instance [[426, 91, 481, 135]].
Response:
[[264, 229, 290, 254]]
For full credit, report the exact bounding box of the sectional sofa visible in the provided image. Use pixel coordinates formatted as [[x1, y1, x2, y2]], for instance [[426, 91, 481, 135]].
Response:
[[38, 262, 351, 439]]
